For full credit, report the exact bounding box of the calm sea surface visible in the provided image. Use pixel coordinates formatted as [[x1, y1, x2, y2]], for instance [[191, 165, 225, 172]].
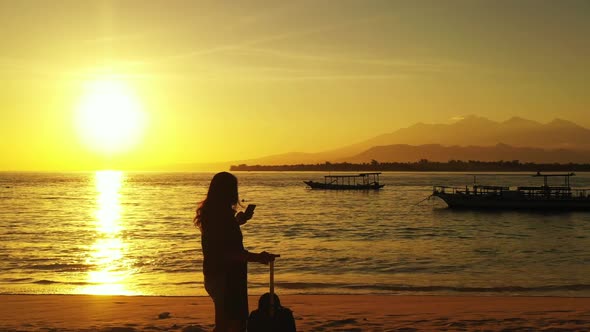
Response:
[[1, 171, 590, 297]]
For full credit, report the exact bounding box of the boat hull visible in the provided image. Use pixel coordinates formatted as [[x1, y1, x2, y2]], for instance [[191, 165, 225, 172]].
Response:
[[304, 181, 384, 190], [433, 192, 590, 210]]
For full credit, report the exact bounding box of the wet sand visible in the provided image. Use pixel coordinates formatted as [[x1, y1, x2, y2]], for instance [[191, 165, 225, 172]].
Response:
[[1, 294, 590, 331]]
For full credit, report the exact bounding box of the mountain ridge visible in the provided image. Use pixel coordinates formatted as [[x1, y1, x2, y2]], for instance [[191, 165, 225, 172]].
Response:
[[172, 116, 590, 170], [236, 116, 590, 165]]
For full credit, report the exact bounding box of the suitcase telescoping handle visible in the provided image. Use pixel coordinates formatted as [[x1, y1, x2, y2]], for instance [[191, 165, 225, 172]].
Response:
[[269, 260, 275, 316], [268, 255, 280, 317]]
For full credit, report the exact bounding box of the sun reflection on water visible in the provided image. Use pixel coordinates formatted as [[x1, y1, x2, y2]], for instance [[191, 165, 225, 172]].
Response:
[[80, 170, 136, 295]]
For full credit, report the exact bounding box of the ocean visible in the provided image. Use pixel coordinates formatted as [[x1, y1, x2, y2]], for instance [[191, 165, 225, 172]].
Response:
[[1, 171, 590, 297]]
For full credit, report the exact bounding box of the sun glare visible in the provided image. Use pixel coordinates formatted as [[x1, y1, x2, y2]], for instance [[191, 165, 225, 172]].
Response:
[[76, 79, 146, 154], [80, 170, 136, 295]]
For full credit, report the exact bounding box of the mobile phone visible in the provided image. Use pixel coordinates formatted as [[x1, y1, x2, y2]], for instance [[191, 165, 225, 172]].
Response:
[[245, 204, 256, 215]]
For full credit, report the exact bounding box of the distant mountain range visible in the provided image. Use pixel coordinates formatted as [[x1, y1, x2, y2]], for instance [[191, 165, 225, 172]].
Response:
[[232, 116, 590, 165], [353, 116, 590, 151], [234, 115, 590, 165], [173, 116, 590, 170]]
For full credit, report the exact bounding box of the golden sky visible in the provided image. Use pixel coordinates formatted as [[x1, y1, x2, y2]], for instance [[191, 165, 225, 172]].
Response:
[[1, 0, 589, 171]]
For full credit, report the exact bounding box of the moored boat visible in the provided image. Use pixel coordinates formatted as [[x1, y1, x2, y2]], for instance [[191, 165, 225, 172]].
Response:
[[304, 172, 384, 190], [432, 172, 590, 210]]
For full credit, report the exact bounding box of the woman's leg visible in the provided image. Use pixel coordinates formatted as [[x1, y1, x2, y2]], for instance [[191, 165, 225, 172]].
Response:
[[206, 276, 229, 331], [212, 297, 230, 332], [211, 315, 245, 331], [224, 319, 246, 332]]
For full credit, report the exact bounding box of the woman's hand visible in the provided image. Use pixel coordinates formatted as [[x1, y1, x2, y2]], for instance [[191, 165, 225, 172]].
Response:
[[257, 251, 280, 264], [236, 210, 253, 225]]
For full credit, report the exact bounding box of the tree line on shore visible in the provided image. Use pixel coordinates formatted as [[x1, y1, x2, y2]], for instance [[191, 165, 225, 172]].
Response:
[[230, 159, 590, 172]]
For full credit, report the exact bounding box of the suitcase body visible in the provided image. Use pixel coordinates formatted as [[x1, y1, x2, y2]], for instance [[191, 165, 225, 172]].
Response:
[[247, 262, 296, 332]]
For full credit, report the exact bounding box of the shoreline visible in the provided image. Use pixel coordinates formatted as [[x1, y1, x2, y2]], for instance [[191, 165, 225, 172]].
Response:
[[2, 294, 590, 331], [2, 292, 590, 298]]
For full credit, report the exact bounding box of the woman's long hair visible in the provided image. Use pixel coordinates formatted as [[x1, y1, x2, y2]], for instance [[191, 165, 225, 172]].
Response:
[[194, 172, 239, 229]]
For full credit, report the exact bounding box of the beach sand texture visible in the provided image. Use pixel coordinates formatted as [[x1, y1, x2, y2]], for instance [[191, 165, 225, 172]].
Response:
[[1, 295, 590, 331]]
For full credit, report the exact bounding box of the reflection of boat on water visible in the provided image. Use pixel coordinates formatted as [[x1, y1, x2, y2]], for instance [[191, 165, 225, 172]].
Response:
[[304, 172, 384, 190], [432, 172, 590, 210]]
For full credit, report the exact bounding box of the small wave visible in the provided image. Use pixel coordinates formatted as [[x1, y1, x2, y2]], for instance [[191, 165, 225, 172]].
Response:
[[41, 196, 82, 200], [173, 281, 201, 286], [1, 277, 33, 282], [344, 284, 590, 293], [33, 280, 60, 285], [274, 282, 590, 294], [33, 280, 97, 286], [29, 263, 93, 272]]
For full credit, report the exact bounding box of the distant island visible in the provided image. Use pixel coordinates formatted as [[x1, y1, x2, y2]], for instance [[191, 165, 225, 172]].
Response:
[[230, 160, 590, 172]]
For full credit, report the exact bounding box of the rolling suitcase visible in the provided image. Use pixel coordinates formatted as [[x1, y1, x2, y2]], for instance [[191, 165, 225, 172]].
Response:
[[247, 261, 296, 332]]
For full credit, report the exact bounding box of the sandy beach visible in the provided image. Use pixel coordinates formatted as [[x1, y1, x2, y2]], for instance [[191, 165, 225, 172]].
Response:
[[1, 294, 590, 331]]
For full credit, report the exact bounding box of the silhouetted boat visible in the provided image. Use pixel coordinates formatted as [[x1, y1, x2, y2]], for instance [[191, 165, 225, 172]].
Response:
[[304, 172, 384, 190], [432, 172, 590, 210]]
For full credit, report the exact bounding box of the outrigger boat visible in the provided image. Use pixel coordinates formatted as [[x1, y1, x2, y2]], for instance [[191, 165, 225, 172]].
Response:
[[432, 172, 590, 210], [304, 172, 384, 190]]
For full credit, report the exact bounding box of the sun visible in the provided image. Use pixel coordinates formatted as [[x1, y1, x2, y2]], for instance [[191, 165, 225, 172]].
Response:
[[76, 79, 146, 154]]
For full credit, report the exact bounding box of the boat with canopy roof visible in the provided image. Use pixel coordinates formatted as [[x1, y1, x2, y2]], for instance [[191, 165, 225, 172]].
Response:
[[304, 172, 384, 190], [432, 172, 590, 210]]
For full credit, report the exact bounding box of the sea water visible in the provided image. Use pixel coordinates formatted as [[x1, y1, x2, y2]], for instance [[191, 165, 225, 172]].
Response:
[[1, 171, 590, 297]]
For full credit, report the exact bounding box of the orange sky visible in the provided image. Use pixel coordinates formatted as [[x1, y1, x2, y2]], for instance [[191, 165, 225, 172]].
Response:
[[1, 1, 589, 171]]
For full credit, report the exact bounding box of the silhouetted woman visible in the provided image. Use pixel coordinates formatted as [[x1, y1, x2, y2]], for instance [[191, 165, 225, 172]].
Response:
[[194, 172, 277, 332]]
